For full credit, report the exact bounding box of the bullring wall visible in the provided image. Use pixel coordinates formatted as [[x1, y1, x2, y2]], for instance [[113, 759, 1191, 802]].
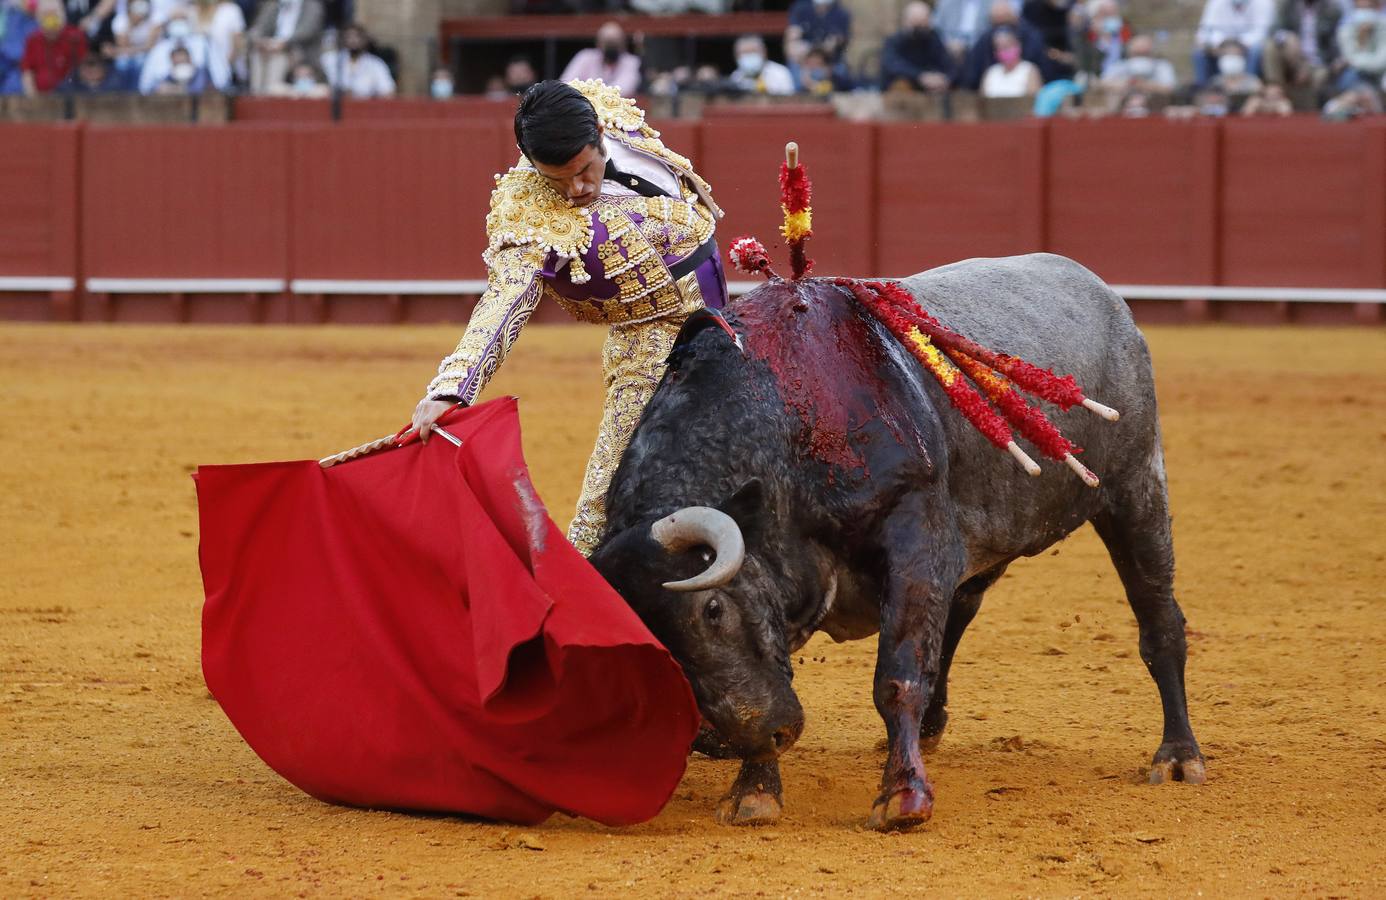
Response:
[[1, 116, 1382, 325]]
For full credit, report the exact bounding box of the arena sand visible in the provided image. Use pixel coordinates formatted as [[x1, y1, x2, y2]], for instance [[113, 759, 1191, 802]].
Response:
[[2, 323, 1383, 898]]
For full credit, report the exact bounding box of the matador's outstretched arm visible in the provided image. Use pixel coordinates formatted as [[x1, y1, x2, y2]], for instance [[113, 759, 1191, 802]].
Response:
[[425, 244, 551, 405]]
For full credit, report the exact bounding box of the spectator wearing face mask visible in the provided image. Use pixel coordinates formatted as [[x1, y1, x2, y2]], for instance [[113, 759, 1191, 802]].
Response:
[[319, 22, 393, 98], [151, 43, 208, 93], [20, 0, 84, 94], [1336, 0, 1386, 89], [559, 20, 640, 97], [1101, 34, 1177, 95], [1195, 0, 1275, 85], [880, 1, 956, 93], [1022, 0, 1078, 80], [429, 66, 453, 101], [138, 7, 228, 93], [958, 0, 1049, 89], [794, 45, 853, 94], [980, 25, 1042, 96], [267, 59, 326, 96], [248, 0, 324, 94], [1210, 37, 1264, 99], [727, 34, 795, 96], [1, 0, 40, 95], [784, 0, 851, 68], [1263, 0, 1342, 89], [1074, 0, 1130, 79]]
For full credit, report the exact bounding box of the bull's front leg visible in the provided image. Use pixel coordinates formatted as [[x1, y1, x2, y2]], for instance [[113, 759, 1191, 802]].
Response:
[[868, 494, 964, 831], [715, 758, 783, 826]]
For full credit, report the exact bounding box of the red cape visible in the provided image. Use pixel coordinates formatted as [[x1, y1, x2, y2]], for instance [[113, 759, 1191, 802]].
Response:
[[195, 398, 699, 826]]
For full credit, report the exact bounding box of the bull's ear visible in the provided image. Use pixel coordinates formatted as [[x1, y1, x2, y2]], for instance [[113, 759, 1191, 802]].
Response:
[[718, 479, 766, 547]]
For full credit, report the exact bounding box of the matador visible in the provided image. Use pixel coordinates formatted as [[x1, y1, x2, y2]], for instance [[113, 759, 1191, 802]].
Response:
[[409, 79, 727, 556]]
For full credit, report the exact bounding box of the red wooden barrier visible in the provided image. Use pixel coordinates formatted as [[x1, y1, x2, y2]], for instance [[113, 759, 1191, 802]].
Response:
[[1220, 119, 1386, 289], [0, 123, 80, 319], [80, 124, 291, 322], [290, 121, 506, 283], [83, 125, 290, 280], [1, 117, 1381, 325], [1046, 118, 1219, 286], [232, 97, 333, 122], [343, 97, 517, 122], [875, 122, 1044, 277], [701, 118, 875, 277]]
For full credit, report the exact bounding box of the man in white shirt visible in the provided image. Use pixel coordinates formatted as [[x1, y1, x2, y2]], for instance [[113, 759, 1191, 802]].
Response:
[[1195, 0, 1276, 83], [319, 23, 394, 98], [727, 34, 796, 95], [1101, 34, 1179, 94]]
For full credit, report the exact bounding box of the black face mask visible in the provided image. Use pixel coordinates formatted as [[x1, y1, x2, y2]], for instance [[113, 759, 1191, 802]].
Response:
[[601, 44, 621, 64], [911, 26, 931, 40]]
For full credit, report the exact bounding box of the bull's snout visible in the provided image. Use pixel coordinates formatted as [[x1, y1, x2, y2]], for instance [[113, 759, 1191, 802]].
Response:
[[770, 719, 804, 755], [739, 713, 803, 762]]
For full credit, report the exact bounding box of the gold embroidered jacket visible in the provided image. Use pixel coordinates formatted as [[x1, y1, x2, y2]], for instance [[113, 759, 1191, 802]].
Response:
[[426, 80, 723, 404]]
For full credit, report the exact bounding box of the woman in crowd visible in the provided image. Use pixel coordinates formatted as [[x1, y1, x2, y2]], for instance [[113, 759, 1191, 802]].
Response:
[[981, 26, 1042, 97]]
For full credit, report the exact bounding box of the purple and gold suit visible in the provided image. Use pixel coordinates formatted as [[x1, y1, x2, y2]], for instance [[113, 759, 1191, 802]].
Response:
[[425, 80, 727, 555]]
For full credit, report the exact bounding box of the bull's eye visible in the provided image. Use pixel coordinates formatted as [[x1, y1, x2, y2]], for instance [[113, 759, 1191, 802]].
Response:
[[705, 597, 722, 624]]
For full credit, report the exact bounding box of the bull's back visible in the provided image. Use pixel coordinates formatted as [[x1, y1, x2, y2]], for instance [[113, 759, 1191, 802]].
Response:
[[896, 254, 1161, 570]]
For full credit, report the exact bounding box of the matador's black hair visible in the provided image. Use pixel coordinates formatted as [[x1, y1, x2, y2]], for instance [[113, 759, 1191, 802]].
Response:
[[514, 80, 601, 167]]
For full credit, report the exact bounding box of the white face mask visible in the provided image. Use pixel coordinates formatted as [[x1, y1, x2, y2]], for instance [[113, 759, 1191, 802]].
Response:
[[1126, 56, 1155, 78], [130, 0, 150, 16], [430, 79, 453, 99], [166, 19, 190, 39], [1218, 54, 1247, 77], [293, 76, 317, 92], [171, 61, 195, 81], [737, 53, 765, 74]]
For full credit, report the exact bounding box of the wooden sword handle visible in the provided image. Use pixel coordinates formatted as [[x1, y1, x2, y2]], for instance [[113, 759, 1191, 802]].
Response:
[[785, 141, 799, 168]]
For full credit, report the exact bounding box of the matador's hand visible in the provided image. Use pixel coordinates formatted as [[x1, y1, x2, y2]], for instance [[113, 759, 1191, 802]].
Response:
[[409, 398, 459, 444]]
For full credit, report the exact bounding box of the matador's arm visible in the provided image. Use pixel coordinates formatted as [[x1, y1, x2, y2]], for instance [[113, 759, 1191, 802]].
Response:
[[424, 244, 551, 405]]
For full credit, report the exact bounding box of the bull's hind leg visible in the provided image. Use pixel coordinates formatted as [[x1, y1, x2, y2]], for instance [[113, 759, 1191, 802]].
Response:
[[868, 494, 965, 831], [920, 566, 1006, 753], [1092, 472, 1206, 785]]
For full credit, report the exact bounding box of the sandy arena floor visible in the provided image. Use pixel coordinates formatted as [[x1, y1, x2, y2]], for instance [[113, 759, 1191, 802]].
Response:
[[2, 323, 1384, 898]]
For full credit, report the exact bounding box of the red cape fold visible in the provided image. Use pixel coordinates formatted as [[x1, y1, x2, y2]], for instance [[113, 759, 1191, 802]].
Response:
[[194, 398, 699, 826]]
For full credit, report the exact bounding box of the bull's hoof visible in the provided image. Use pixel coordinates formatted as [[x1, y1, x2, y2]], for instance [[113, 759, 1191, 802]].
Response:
[[867, 786, 934, 832], [919, 708, 948, 755], [715, 791, 782, 826], [1148, 741, 1207, 785]]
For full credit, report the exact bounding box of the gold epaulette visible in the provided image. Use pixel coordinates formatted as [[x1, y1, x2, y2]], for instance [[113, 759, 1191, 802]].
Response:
[[484, 168, 596, 284], [569, 78, 656, 137]]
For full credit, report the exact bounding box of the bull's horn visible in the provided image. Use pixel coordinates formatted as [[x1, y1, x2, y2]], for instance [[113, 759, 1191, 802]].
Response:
[[651, 507, 746, 592]]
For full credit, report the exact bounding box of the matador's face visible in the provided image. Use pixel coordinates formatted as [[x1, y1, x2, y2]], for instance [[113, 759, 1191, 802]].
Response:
[[531, 134, 607, 207]]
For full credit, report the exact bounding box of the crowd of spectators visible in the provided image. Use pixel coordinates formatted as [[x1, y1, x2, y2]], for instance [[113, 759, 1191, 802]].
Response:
[[512, 0, 1386, 120], [3, 0, 1384, 120], [0, 0, 399, 99]]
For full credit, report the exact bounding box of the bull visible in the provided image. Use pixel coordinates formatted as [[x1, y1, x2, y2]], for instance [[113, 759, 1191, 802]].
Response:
[[589, 253, 1206, 830]]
